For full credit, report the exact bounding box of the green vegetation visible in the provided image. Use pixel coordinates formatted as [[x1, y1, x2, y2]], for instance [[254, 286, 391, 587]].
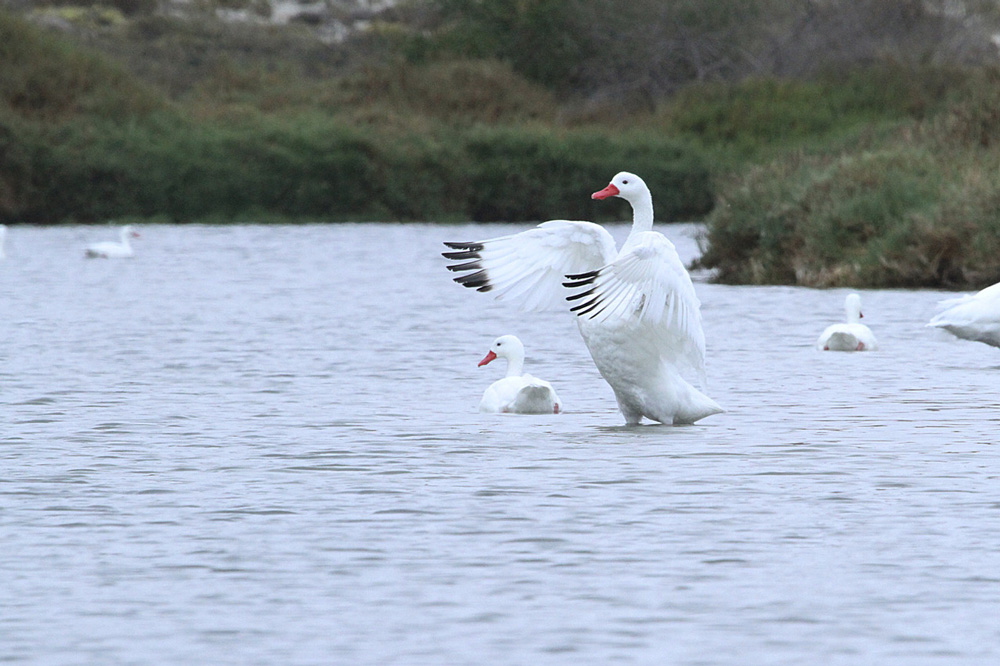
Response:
[[698, 69, 1000, 289], [0, 11, 710, 224], [3, 1, 1000, 288]]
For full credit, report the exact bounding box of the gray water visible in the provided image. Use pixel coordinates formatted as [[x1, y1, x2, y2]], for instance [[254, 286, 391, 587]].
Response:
[[2, 223, 999, 665]]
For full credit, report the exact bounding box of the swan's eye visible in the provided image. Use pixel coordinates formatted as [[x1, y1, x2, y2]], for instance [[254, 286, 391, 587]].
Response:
[[622, 179, 629, 185]]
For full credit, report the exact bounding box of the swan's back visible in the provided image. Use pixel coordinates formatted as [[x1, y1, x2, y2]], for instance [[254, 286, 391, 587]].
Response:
[[480, 376, 561, 415], [928, 283, 1000, 347], [511, 383, 561, 414]]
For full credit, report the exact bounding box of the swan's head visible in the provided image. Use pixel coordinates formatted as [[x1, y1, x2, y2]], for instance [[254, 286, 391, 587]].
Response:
[[478, 334, 525, 367], [122, 225, 141, 239], [845, 293, 863, 322], [592, 172, 648, 202]]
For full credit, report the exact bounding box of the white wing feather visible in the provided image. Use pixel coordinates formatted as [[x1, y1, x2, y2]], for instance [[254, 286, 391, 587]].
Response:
[[444, 220, 618, 312], [565, 231, 707, 382]]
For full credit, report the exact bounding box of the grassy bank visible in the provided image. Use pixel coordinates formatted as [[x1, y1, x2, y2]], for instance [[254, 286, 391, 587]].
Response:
[[698, 68, 1000, 289], [0, 11, 711, 224], [3, 7, 1000, 289], [1, 109, 712, 224], [0, 9, 945, 227]]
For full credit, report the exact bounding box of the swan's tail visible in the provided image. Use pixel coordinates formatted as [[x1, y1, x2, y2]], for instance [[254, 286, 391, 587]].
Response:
[[822, 331, 862, 352], [640, 369, 723, 425], [512, 385, 560, 415], [671, 383, 724, 425]]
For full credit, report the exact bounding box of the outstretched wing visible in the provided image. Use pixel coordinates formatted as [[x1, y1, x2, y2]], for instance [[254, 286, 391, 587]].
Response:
[[563, 231, 707, 381], [443, 220, 618, 312], [932, 281, 1000, 316]]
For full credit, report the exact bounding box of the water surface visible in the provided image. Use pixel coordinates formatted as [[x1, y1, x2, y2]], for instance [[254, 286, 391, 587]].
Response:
[[2, 223, 999, 664]]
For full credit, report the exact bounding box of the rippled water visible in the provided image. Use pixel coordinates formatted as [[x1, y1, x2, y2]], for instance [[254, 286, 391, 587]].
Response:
[[3, 223, 999, 665]]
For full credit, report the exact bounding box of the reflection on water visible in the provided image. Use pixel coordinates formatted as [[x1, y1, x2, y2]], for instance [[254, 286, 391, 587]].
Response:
[[2, 223, 999, 664]]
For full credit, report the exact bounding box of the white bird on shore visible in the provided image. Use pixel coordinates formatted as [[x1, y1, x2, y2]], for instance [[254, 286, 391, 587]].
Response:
[[816, 293, 878, 351], [85, 225, 140, 258], [445, 172, 721, 425], [927, 281, 1000, 348], [477, 335, 561, 414]]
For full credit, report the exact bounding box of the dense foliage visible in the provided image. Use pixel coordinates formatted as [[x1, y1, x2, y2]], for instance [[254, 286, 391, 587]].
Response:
[[3, 1, 1000, 287], [698, 68, 1000, 289], [0, 11, 712, 224]]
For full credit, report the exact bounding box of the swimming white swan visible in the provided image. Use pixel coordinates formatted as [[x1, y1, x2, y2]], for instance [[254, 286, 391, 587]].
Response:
[[445, 172, 721, 425], [927, 281, 1000, 348], [816, 293, 878, 351], [478, 335, 562, 414], [85, 225, 140, 258]]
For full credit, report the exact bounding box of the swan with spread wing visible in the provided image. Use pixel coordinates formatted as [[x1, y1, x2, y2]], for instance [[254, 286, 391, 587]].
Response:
[[444, 172, 721, 425]]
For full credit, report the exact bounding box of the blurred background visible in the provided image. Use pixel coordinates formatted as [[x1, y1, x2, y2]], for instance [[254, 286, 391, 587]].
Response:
[[3, 0, 1000, 288]]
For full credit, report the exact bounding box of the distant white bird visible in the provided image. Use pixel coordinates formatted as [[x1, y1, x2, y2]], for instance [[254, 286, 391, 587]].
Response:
[[817, 293, 878, 351], [927, 281, 1000, 348], [478, 335, 562, 415], [445, 172, 721, 425], [0, 224, 6, 259], [85, 225, 139, 258]]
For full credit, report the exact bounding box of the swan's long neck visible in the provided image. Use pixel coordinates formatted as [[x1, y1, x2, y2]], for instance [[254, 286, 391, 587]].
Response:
[[626, 190, 654, 238], [504, 352, 525, 378], [119, 228, 132, 249], [845, 297, 862, 324]]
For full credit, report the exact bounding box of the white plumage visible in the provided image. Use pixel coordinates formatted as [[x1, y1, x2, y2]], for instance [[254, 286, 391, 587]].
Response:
[[927, 281, 1000, 348], [477, 335, 561, 415], [445, 172, 721, 425], [816, 293, 878, 351], [85, 225, 140, 259]]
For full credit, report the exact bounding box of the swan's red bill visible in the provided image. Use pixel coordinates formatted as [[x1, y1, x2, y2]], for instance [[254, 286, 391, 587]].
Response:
[[478, 350, 497, 367], [592, 183, 620, 200]]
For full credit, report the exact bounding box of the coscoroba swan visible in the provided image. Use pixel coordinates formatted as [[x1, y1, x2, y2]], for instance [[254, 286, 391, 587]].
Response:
[[478, 335, 562, 414], [927, 281, 1000, 348], [85, 225, 140, 258], [816, 293, 878, 351], [444, 172, 722, 425]]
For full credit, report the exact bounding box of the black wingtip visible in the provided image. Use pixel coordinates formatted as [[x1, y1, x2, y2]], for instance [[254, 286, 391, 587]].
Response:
[[564, 269, 600, 289], [443, 241, 483, 251], [569, 297, 602, 315], [454, 269, 492, 291], [565, 286, 597, 302], [443, 249, 481, 260], [565, 269, 600, 281], [446, 260, 483, 273]]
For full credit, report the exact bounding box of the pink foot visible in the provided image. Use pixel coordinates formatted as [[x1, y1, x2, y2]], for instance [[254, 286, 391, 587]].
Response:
[[856, 342, 865, 351]]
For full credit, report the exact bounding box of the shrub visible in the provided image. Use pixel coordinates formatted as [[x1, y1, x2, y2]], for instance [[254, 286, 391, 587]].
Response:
[[461, 128, 712, 222], [0, 11, 163, 121], [0, 107, 714, 224], [657, 64, 966, 160], [700, 106, 1000, 289]]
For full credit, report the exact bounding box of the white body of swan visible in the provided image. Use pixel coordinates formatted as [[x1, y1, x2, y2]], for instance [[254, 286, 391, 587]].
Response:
[[478, 335, 562, 414], [445, 172, 721, 425], [85, 225, 139, 258], [817, 293, 878, 351], [927, 281, 1000, 348]]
